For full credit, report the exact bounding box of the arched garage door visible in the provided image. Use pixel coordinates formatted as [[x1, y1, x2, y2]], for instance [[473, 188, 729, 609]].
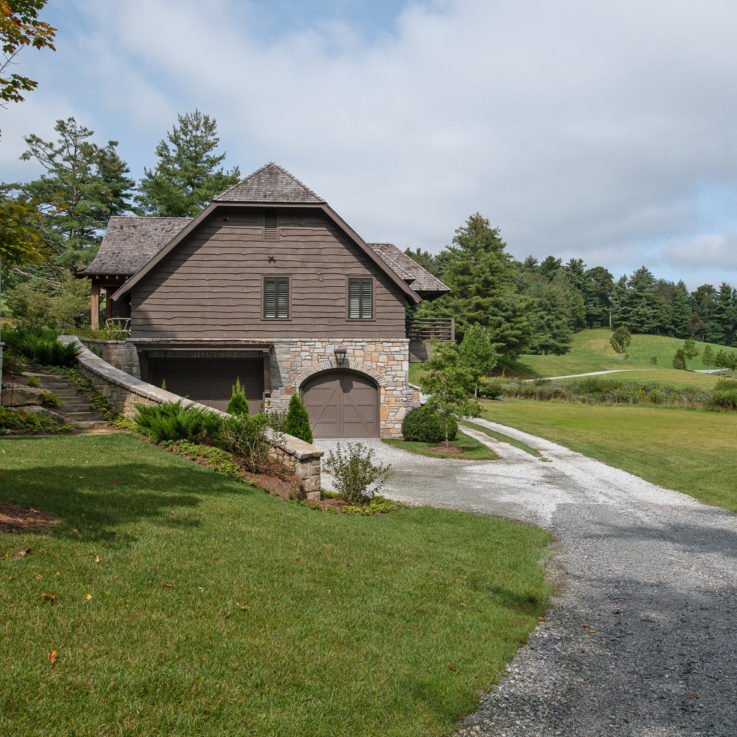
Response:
[[302, 370, 379, 438]]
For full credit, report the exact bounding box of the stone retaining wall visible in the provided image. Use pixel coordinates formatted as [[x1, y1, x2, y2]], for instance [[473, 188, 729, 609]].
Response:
[[59, 336, 323, 496], [79, 338, 141, 377]]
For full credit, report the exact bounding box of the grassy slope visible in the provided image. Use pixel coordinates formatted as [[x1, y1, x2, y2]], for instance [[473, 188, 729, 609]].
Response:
[[513, 328, 732, 380], [0, 434, 551, 737], [482, 399, 737, 512]]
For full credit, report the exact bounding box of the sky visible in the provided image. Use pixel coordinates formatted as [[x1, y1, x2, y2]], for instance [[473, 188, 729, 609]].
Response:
[[3, 0, 737, 289]]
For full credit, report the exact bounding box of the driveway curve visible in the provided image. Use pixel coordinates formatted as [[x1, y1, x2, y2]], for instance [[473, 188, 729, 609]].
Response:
[[316, 424, 737, 736]]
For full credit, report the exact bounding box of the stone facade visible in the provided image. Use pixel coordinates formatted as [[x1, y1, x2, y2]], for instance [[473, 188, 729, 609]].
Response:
[[268, 338, 419, 439], [58, 336, 323, 497]]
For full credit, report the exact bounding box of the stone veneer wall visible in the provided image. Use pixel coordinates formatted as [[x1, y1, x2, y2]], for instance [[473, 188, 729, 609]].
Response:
[[268, 338, 419, 439], [58, 336, 323, 496], [79, 338, 141, 377]]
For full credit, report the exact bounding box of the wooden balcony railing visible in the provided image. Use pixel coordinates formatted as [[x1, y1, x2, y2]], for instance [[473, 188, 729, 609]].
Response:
[[405, 317, 455, 342]]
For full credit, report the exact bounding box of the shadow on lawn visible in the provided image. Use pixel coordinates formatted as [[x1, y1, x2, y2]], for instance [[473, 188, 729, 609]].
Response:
[[1, 459, 256, 545]]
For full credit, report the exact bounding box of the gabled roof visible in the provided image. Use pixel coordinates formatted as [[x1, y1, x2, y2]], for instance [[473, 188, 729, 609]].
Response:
[[369, 243, 449, 298], [81, 216, 190, 276], [215, 162, 324, 204], [109, 164, 431, 305]]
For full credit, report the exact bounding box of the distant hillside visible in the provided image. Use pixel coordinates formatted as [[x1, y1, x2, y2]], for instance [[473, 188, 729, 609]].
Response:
[[508, 328, 733, 380]]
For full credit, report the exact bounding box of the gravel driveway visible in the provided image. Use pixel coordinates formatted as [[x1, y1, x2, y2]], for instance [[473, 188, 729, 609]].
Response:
[[316, 423, 737, 736]]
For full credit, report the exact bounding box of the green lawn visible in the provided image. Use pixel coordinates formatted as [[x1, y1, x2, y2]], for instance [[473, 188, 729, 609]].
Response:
[[482, 399, 737, 512], [382, 431, 497, 460], [513, 328, 733, 379], [460, 421, 542, 458], [0, 434, 551, 737], [549, 368, 724, 388]]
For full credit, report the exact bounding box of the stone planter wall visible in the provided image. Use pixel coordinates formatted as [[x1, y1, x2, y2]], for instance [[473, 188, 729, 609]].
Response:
[[59, 336, 323, 496]]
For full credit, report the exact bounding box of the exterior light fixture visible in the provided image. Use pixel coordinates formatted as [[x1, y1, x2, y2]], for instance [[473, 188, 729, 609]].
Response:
[[334, 345, 347, 366]]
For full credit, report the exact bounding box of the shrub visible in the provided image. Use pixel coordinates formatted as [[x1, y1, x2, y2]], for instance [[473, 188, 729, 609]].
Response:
[[672, 348, 686, 370], [42, 391, 63, 408], [715, 378, 737, 391], [218, 412, 273, 473], [478, 378, 505, 399], [226, 377, 249, 417], [402, 404, 458, 443], [323, 442, 391, 504], [284, 393, 313, 443], [711, 389, 737, 410], [650, 355, 658, 365], [2, 328, 79, 367], [2, 350, 24, 375], [0, 406, 73, 435], [133, 401, 221, 443], [26, 376, 41, 387]]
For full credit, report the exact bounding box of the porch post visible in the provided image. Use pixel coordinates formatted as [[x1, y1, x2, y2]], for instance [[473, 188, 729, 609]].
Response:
[[91, 283, 100, 330]]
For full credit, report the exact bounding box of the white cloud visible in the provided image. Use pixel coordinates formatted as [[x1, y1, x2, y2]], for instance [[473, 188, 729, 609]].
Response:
[[6, 0, 737, 286]]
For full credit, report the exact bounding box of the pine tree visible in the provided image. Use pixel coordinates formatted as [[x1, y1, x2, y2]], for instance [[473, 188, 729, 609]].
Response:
[[137, 110, 240, 217], [422, 213, 533, 357], [710, 283, 735, 346], [702, 344, 715, 368], [670, 281, 691, 338], [12, 117, 134, 270], [284, 393, 313, 443]]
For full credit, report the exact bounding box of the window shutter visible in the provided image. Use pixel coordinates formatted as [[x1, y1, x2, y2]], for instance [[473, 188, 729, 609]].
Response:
[[349, 280, 361, 318], [361, 280, 372, 318], [276, 278, 289, 318], [264, 279, 276, 318]]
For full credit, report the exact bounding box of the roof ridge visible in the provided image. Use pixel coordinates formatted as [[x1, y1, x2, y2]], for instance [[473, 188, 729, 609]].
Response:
[[215, 162, 324, 203]]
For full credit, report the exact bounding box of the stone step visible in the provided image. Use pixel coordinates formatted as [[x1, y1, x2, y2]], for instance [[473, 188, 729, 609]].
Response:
[[71, 420, 111, 431], [63, 410, 106, 419]]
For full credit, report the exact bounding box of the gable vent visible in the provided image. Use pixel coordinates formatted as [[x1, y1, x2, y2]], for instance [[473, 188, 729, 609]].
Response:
[[264, 212, 278, 241]]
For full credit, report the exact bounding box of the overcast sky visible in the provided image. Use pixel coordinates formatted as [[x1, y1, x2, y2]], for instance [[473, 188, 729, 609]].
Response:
[[3, 0, 737, 289]]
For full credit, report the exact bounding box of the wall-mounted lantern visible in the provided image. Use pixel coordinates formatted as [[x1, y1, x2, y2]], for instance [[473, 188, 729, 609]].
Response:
[[334, 345, 347, 366]]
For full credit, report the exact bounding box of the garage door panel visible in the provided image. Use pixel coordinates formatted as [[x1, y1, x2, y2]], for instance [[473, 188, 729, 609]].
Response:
[[303, 370, 379, 438], [145, 357, 264, 413]]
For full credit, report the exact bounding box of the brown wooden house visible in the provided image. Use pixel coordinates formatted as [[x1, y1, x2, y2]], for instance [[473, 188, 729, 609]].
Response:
[[81, 163, 450, 438]]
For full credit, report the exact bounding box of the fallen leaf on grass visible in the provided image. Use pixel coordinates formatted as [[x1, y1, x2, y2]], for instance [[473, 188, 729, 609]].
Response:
[[95, 555, 100, 564], [235, 602, 248, 610], [85, 594, 92, 601], [448, 663, 457, 671], [16, 548, 32, 558], [162, 584, 174, 588], [41, 593, 56, 602], [48, 650, 57, 665]]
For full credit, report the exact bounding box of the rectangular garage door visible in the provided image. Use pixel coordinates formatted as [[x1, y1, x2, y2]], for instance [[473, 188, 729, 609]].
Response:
[[145, 356, 264, 413]]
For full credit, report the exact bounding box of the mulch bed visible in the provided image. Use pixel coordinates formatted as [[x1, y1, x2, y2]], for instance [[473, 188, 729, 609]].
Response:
[[429, 445, 466, 454], [0, 503, 57, 535]]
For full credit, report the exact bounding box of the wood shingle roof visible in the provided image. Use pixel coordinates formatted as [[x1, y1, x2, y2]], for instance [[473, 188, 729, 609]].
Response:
[[369, 243, 449, 297], [215, 162, 324, 204]]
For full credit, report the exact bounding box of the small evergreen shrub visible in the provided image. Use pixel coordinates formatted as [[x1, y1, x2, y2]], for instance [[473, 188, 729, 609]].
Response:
[[324, 442, 391, 504], [284, 393, 313, 443], [402, 405, 458, 443], [226, 377, 249, 416], [0, 407, 73, 435], [26, 376, 41, 388], [42, 391, 63, 408], [134, 401, 221, 443]]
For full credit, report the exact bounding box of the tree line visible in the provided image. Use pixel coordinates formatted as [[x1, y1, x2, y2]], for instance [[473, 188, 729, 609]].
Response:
[[407, 214, 737, 358]]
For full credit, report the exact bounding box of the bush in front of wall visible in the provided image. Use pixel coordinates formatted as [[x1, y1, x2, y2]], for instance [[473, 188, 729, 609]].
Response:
[[284, 393, 313, 443], [226, 377, 249, 417], [401, 404, 458, 444], [133, 401, 222, 443]]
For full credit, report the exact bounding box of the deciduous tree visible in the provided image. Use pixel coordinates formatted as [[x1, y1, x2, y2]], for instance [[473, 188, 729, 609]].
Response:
[[610, 326, 631, 357], [459, 323, 498, 397]]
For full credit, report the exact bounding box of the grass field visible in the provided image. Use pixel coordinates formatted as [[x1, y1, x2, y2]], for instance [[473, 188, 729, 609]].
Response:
[[0, 434, 551, 737], [481, 399, 737, 512], [512, 328, 734, 380], [382, 431, 497, 460]]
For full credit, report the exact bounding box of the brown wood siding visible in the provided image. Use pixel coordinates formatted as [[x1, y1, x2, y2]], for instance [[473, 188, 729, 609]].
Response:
[[129, 210, 408, 339]]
